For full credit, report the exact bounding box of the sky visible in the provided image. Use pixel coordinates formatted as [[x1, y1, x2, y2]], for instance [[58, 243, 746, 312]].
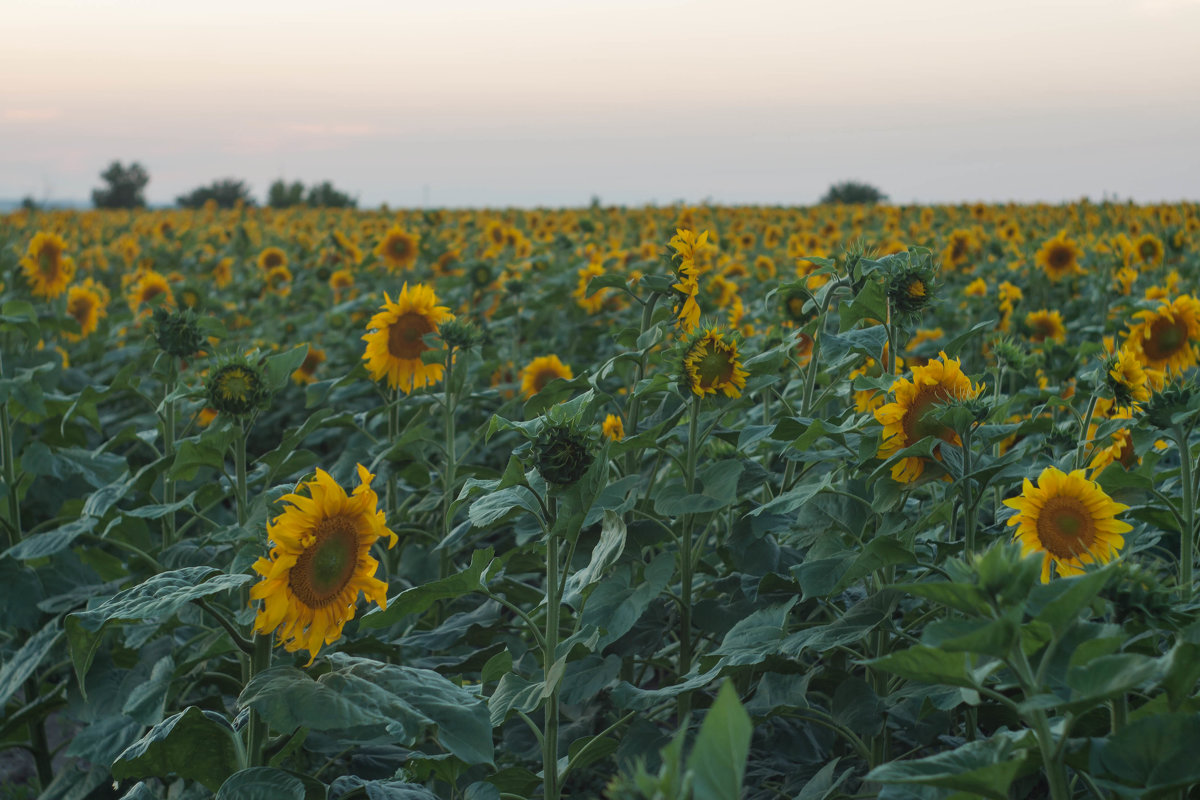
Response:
[[2, 0, 1199, 208]]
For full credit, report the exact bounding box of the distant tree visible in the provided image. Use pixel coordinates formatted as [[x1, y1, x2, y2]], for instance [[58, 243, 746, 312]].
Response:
[[92, 161, 149, 209], [305, 181, 357, 208], [176, 178, 255, 209], [268, 179, 306, 209], [820, 180, 888, 205], [20, 196, 40, 212]]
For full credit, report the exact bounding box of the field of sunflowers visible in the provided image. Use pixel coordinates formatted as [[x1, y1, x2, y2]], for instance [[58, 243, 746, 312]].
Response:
[[2, 199, 1200, 799]]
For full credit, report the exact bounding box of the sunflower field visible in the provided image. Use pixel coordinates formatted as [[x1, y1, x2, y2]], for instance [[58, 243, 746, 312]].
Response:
[[2, 200, 1200, 800]]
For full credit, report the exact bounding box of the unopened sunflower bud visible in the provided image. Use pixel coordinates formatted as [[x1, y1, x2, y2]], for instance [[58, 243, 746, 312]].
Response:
[[206, 357, 270, 417], [533, 423, 594, 486], [153, 307, 205, 358]]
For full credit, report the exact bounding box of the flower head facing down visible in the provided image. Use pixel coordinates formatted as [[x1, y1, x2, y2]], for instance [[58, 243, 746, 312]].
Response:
[[1004, 466, 1131, 582], [250, 465, 397, 664], [681, 327, 749, 399], [874, 352, 985, 482], [361, 283, 454, 393]]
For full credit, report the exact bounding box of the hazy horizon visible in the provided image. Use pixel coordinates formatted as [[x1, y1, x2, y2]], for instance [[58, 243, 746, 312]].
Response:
[[4, 0, 1199, 208]]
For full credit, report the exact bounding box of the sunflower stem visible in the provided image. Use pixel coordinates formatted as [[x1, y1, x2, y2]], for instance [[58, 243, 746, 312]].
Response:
[[543, 499, 562, 800], [623, 291, 660, 476], [1074, 390, 1100, 471], [162, 357, 178, 548], [962, 425, 977, 553], [234, 421, 249, 527], [386, 387, 400, 525], [676, 394, 701, 724], [1174, 424, 1195, 600], [0, 353, 21, 547], [440, 347, 458, 581], [246, 632, 272, 767]]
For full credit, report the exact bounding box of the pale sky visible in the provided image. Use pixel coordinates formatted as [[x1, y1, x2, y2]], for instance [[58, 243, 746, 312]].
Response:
[[3, 0, 1199, 207]]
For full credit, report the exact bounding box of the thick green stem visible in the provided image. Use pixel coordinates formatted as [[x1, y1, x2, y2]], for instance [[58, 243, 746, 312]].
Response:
[[234, 422, 249, 527], [962, 427, 977, 553], [623, 293, 660, 475], [543, 515, 561, 800], [440, 349, 458, 580], [677, 395, 701, 722], [1175, 425, 1195, 600], [246, 633, 272, 766], [0, 350, 21, 546], [1074, 391, 1100, 471], [25, 676, 53, 787], [0, 398, 20, 548], [162, 359, 178, 547], [386, 388, 400, 524]]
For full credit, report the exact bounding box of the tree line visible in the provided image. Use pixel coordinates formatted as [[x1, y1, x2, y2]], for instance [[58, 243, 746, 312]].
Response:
[[85, 161, 358, 209]]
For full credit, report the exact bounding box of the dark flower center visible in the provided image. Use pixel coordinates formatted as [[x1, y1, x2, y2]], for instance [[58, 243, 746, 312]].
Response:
[[289, 514, 359, 607], [387, 311, 434, 359]]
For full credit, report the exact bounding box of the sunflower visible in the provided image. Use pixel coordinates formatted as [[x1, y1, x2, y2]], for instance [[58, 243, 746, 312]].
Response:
[[20, 232, 76, 299], [127, 270, 174, 314], [257, 247, 288, 271], [1025, 309, 1067, 344], [65, 284, 107, 341], [520, 355, 573, 399], [329, 268, 355, 300], [212, 258, 233, 289], [602, 413, 625, 441], [1123, 294, 1200, 374], [375, 225, 420, 271], [250, 464, 397, 664], [292, 346, 326, 385], [964, 278, 987, 298], [1133, 233, 1163, 269], [361, 283, 454, 393], [1035, 231, 1085, 281], [874, 352, 984, 483], [1004, 466, 1131, 582], [681, 327, 749, 399], [1105, 347, 1152, 409]]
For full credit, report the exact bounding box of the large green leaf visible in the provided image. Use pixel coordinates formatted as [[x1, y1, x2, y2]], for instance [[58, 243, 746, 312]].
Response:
[[111, 706, 242, 792], [563, 510, 626, 608], [867, 646, 989, 690], [865, 733, 1034, 799], [0, 618, 61, 710], [216, 767, 307, 800], [359, 548, 494, 629], [709, 598, 797, 667], [65, 566, 251, 695], [687, 681, 753, 800], [1093, 713, 1200, 793], [239, 656, 493, 766]]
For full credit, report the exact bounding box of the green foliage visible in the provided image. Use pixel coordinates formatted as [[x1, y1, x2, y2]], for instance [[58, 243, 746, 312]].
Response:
[[176, 177, 255, 208], [819, 179, 888, 205], [91, 160, 149, 208]]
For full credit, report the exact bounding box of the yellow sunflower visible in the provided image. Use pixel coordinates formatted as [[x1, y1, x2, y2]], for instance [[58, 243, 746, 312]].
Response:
[[257, 247, 288, 271], [1132, 233, 1163, 269], [602, 413, 625, 441], [127, 270, 174, 314], [1004, 466, 1131, 582], [1106, 347, 1152, 408], [292, 346, 326, 385], [1035, 231, 1085, 281], [65, 284, 106, 341], [361, 283, 454, 393], [250, 465, 397, 664], [1025, 309, 1067, 344], [1123, 294, 1200, 374], [20, 232, 76, 299], [681, 327, 749, 399], [375, 225, 421, 271], [874, 352, 984, 483], [212, 258, 233, 289], [520, 355, 573, 399]]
